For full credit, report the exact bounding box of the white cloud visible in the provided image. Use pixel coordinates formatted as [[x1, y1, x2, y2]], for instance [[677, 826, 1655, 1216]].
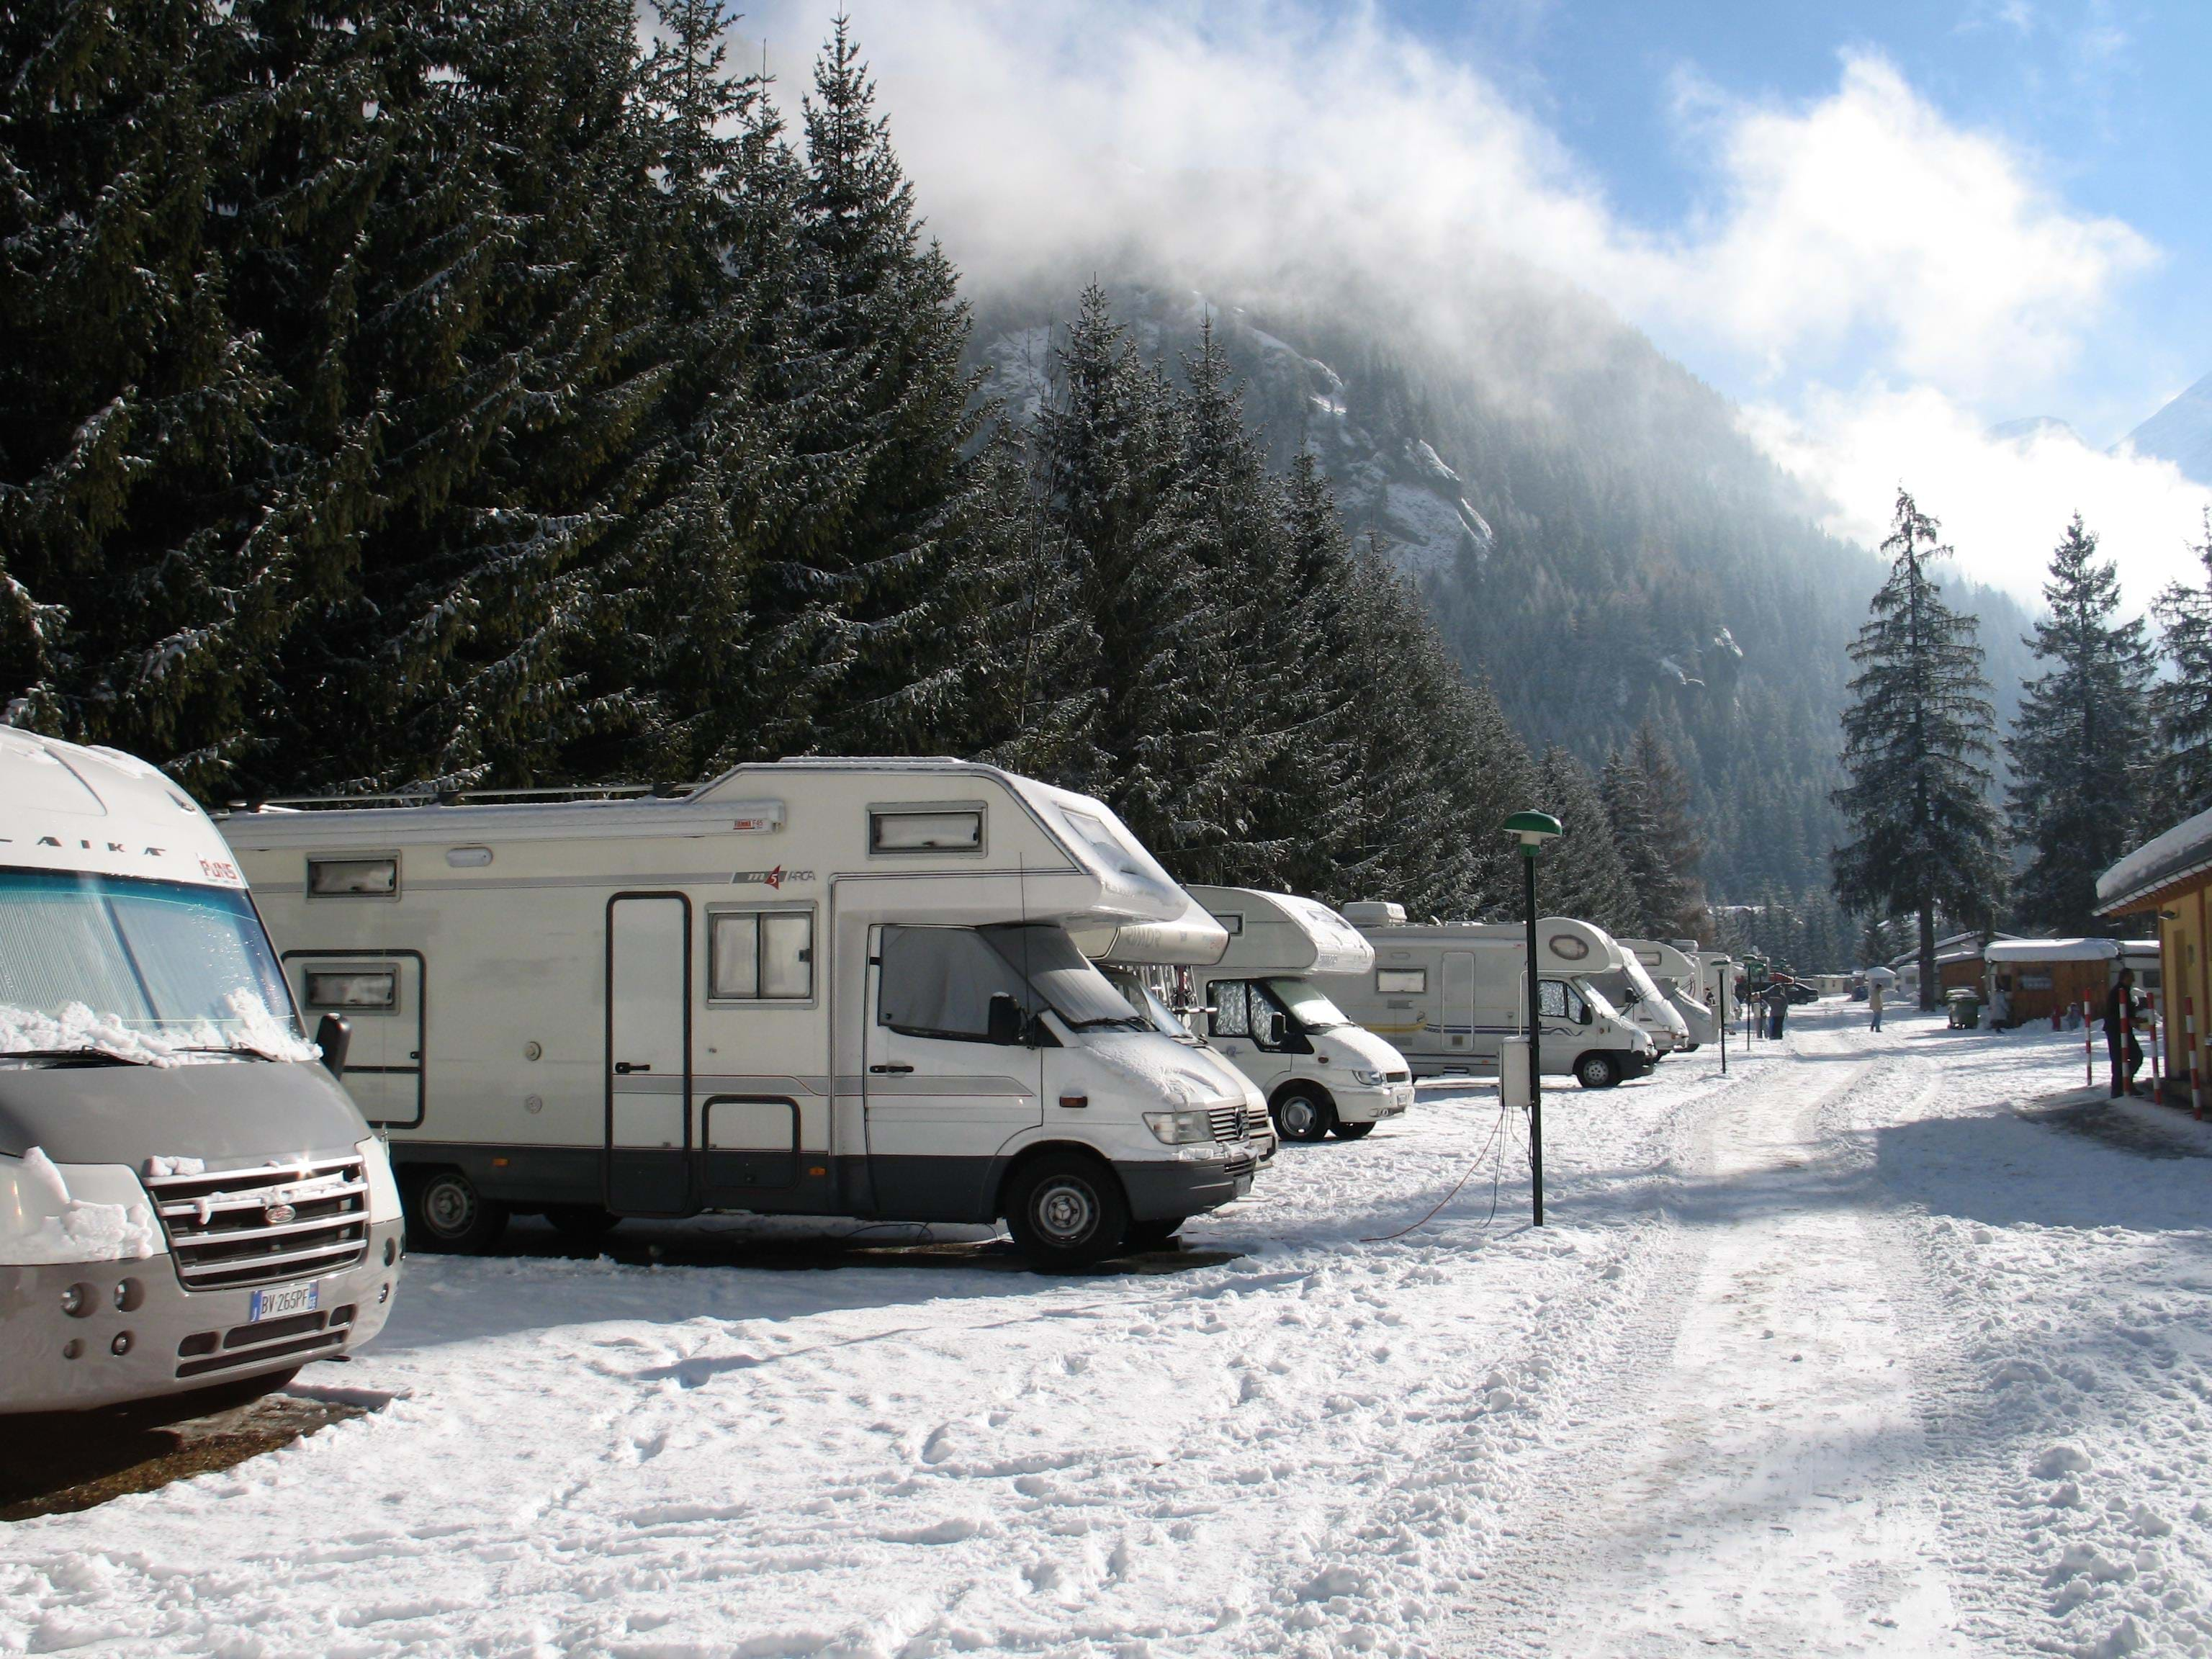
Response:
[[755, 1, 2172, 576], [1745, 385, 2212, 608]]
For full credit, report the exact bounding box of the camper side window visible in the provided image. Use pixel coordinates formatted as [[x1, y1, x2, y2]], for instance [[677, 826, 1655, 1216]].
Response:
[[307, 856, 397, 897], [878, 927, 1034, 1041], [710, 909, 814, 1001], [1377, 968, 1426, 995]]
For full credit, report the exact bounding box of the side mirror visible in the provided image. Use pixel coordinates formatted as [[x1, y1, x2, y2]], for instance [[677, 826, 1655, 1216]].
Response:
[[1266, 1012, 1288, 1048], [986, 993, 1025, 1046], [314, 1013, 351, 1079]]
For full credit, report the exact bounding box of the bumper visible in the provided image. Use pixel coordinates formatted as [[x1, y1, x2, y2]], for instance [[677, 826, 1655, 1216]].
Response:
[[1116, 1148, 1262, 1222], [1622, 1050, 1658, 1079], [1334, 1082, 1416, 1125], [1, 1219, 404, 1415]]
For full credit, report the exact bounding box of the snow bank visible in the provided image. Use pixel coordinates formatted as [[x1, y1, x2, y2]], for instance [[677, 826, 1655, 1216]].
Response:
[[1, 1146, 159, 1264]]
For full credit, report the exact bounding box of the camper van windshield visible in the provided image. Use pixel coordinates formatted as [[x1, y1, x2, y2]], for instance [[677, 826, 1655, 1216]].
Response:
[[1265, 979, 1350, 1032], [981, 925, 1147, 1030], [1623, 958, 1666, 1008], [1578, 981, 1620, 1023], [0, 868, 304, 1064], [1107, 971, 1200, 1043]]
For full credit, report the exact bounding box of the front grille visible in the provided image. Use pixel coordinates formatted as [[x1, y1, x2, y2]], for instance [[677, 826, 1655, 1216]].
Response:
[[1208, 1104, 1244, 1141], [1223, 1148, 1257, 1181], [143, 1155, 370, 1291]]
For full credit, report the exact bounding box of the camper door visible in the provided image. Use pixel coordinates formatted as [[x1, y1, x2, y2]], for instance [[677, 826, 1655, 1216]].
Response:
[[606, 894, 693, 1215], [864, 925, 1044, 1220]]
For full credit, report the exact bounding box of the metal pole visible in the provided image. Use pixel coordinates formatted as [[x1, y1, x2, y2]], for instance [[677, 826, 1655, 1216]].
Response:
[[1524, 849, 1543, 1228]]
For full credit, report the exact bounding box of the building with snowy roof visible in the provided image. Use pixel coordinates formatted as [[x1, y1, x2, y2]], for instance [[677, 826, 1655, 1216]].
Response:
[[1981, 938, 2157, 1029], [2098, 804, 2212, 1099]]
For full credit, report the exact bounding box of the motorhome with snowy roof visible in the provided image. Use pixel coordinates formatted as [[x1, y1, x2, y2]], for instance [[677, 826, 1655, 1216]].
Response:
[[1085, 887, 1414, 1143], [1316, 904, 1658, 1088], [1581, 943, 1691, 1056], [223, 760, 1271, 1267], [1, 732, 403, 1416], [1619, 938, 1718, 1049]]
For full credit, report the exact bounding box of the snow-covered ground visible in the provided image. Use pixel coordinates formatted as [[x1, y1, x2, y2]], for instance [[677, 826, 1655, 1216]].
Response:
[[9, 1002, 2212, 1658]]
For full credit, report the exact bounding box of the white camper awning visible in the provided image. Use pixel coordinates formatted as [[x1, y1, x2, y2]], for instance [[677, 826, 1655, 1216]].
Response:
[[1983, 938, 2139, 964]]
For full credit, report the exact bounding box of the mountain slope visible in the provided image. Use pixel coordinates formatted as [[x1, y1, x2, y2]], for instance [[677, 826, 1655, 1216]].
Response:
[[971, 278, 2032, 903], [2123, 371, 2212, 485]]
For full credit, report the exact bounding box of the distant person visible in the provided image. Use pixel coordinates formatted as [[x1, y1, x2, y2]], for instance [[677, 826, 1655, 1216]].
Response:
[[1989, 981, 2010, 1032], [2103, 968, 2146, 1097], [1868, 976, 1885, 1033], [1763, 978, 1791, 1040]]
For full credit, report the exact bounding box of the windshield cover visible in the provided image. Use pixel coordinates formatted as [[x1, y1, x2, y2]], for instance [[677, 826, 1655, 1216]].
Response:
[[0, 868, 307, 1064], [1110, 974, 1199, 1042], [1622, 957, 1668, 1010], [983, 924, 1145, 1030], [1266, 978, 1349, 1031]]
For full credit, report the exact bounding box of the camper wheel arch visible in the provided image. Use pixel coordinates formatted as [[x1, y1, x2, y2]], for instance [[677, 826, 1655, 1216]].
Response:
[[402, 1165, 511, 1254], [996, 1144, 1131, 1267], [1574, 1051, 1623, 1089]]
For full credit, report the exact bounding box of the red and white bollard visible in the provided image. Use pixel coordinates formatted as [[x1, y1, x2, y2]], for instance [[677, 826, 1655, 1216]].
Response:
[[2085, 995, 2095, 1089], [2148, 995, 2163, 1099], [2189, 996, 2204, 1120]]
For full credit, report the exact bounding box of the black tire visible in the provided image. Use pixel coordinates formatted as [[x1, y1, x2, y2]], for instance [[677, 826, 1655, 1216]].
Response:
[[1575, 1051, 1622, 1089], [1123, 1218, 1185, 1252], [1331, 1120, 1376, 1140], [1272, 1085, 1336, 1143], [403, 1167, 510, 1254], [1004, 1153, 1130, 1269], [543, 1204, 621, 1246]]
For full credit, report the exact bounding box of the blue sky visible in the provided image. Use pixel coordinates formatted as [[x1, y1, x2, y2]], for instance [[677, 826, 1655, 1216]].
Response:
[[1388, 0, 2209, 439]]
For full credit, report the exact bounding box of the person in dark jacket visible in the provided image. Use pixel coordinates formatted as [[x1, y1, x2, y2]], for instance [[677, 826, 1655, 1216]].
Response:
[[1762, 977, 1792, 1040], [2103, 968, 2145, 1097]]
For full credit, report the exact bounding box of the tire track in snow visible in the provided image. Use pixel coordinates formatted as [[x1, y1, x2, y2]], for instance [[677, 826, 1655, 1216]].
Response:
[[1439, 1023, 1974, 1656]]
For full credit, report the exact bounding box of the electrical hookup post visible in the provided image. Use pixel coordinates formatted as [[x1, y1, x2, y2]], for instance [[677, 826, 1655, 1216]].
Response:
[[1501, 811, 1564, 1227]]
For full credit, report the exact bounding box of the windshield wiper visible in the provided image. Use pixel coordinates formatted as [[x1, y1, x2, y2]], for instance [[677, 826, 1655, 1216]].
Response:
[[1066, 1013, 1151, 1032], [0, 1047, 156, 1067], [171, 1043, 280, 1061]]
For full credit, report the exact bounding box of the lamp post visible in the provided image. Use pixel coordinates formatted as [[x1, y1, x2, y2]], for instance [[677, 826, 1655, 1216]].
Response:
[[1502, 810, 1564, 1226]]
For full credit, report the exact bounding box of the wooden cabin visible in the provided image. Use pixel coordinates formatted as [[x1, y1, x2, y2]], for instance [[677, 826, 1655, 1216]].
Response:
[[2098, 809, 2212, 1100], [1982, 938, 2156, 1028]]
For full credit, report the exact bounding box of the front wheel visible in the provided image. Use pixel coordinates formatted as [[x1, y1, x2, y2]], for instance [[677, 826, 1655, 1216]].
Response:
[[1272, 1087, 1336, 1143], [403, 1167, 510, 1254], [1331, 1120, 1375, 1140], [1004, 1154, 1130, 1269], [1575, 1051, 1623, 1089]]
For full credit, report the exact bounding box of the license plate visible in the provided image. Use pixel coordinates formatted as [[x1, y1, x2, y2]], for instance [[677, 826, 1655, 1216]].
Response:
[[1234, 1174, 1254, 1196], [248, 1282, 320, 1323]]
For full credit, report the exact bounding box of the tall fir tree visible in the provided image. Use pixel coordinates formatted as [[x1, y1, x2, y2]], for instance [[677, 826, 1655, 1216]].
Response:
[[2151, 509, 2212, 828], [2005, 513, 2154, 932], [1833, 489, 2005, 1009], [1533, 746, 1642, 934]]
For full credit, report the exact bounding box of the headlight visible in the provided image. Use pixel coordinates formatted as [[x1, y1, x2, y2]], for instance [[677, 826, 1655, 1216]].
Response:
[[1350, 1068, 1385, 1087], [356, 1137, 403, 1225], [0, 1150, 160, 1267], [1143, 1109, 1213, 1145]]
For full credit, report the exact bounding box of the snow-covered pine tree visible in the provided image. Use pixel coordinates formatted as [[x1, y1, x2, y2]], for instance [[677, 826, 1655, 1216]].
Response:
[[2004, 514, 2155, 932], [1033, 287, 1222, 866], [1833, 489, 2005, 1010], [2150, 510, 2212, 828], [1159, 320, 1291, 884], [788, 18, 992, 755], [1628, 721, 1705, 934], [1601, 746, 1689, 937], [1532, 747, 1642, 935], [0, 0, 292, 787], [1262, 451, 1365, 896]]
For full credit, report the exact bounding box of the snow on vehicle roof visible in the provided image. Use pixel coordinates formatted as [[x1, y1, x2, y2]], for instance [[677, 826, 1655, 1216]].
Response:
[[1984, 938, 2154, 964], [2098, 803, 2212, 914]]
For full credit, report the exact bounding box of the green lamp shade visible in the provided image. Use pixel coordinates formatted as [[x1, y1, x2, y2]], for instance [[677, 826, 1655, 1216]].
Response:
[[1501, 810, 1564, 842]]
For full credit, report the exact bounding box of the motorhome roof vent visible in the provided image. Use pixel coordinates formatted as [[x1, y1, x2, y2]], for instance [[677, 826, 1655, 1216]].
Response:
[[1340, 901, 1407, 928]]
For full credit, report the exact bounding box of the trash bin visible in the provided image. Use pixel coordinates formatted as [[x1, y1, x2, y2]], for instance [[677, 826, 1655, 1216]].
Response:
[[1946, 988, 1982, 1029]]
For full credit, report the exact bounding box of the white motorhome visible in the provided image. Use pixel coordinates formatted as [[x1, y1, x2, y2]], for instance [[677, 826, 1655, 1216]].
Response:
[[223, 760, 1271, 1267], [1619, 938, 1719, 1049], [1318, 904, 1658, 1088], [1582, 946, 1690, 1056], [1087, 887, 1416, 1143], [1, 732, 403, 1417]]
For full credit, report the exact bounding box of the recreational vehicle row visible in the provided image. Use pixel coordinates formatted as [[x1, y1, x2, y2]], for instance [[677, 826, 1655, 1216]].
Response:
[[1085, 886, 1416, 1143], [1319, 905, 1660, 1088], [1, 732, 403, 1417], [222, 761, 1278, 1270]]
